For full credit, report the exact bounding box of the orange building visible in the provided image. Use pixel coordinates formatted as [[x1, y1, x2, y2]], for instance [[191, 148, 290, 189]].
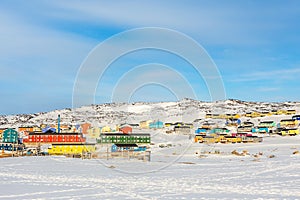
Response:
[[81, 123, 91, 134], [18, 126, 34, 133]]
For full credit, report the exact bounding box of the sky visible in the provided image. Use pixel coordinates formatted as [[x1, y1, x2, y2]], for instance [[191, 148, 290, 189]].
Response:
[[0, 0, 300, 114]]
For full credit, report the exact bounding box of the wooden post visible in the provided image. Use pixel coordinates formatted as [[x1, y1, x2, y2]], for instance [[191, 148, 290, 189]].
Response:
[[106, 145, 108, 160]]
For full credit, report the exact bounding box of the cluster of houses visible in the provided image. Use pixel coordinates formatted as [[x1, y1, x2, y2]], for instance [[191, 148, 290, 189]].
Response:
[[0, 125, 95, 157], [0, 116, 153, 158], [194, 127, 263, 144], [1, 109, 299, 158], [194, 113, 300, 144], [206, 109, 297, 119]]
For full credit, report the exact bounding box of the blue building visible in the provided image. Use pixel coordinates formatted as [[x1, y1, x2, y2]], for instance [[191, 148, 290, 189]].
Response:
[[292, 115, 300, 121], [258, 127, 269, 133], [195, 128, 207, 134], [149, 121, 164, 129]]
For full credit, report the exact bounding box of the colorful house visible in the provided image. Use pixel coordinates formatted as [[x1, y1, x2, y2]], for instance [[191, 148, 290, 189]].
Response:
[[201, 122, 215, 130], [81, 123, 92, 134], [237, 126, 253, 133], [98, 133, 151, 144], [280, 128, 299, 136], [258, 121, 276, 128], [87, 127, 101, 139], [0, 143, 24, 151], [205, 114, 212, 118], [140, 120, 152, 129], [277, 110, 288, 115], [280, 119, 298, 128], [241, 121, 254, 127], [194, 135, 203, 143], [259, 112, 268, 117], [286, 110, 296, 115], [22, 132, 86, 144], [195, 128, 208, 135], [184, 123, 193, 128], [210, 128, 230, 135], [149, 121, 164, 129], [226, 118, 241, 126], [174, 126, 191, 135], [292, 115, 300, 121], [0, 128, 7, 141], [120, 126, 133, 134], [258, 127, 269, 133], [270, 110, 278, 115], [2, 129, 19, 143], [18, 126, 34, 133], [220, 136, 242, 143], [0, 128, 7, 134], [101, 126, 112, 133], [47, 144, 95, 155], [173, 122, 184, 126], [241, 135, 263, 143], [251, 112, 262, 118], [245, 112, 252, 117], [164, 123, 173, 127], [225, 114, 241, 119], [195, 134, 220, 143]]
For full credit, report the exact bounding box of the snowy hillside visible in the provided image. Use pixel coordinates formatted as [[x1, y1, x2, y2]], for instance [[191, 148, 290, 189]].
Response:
[[0, 99, 299, 128]]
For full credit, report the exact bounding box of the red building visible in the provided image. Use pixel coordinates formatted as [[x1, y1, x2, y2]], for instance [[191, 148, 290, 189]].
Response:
[[23, 132, 86, 144], [120, 126, 133, 134]]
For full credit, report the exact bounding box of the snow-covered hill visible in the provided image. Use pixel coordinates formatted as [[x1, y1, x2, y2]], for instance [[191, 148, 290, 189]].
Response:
[[0, 99, 299, 128]]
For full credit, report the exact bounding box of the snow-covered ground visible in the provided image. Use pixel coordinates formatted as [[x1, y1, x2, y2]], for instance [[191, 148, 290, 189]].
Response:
[[1, 135, 300, 199]]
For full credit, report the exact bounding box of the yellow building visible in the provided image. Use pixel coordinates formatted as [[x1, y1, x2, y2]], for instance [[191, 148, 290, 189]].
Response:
[[245, 113, 252, 117], [87, 127, 101, 139], [164, 123, 172, 127], [139, 120, 152, 129], [48, 144, 95, 155], [195, 135, 218, 143], [226, 114, 240, 119], [277, 110, 288, 115], [251, 112, 262, 118], [101, 126, 112, 133], [260, 112, 270, 117], [280, 119, 298, 128], [221, 136, 242, 143], [286, 110, 296, 115], [202, 136, 218, 143], [269, 110, 278, 115], [281, 129, 299, 136], [205, 114, 212, 118]]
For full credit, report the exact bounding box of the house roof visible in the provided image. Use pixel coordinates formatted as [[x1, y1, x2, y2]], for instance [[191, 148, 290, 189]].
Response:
[[115, 144, 138, 147], [260, 121, 274, 123], [280, 119, 296, 122], [28, 132, 83, 136], [101, 133, 150, 136], [51, 143, 95, 146], [174, 126, 190, 129]]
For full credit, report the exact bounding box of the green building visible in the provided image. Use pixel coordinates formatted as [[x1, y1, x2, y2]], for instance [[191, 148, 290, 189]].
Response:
[[97, 133, 151, 144], [2, 129, 19, 143]]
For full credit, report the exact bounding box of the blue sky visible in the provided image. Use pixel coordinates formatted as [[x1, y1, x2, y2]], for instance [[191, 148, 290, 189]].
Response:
[[0, 0, 300, 114]]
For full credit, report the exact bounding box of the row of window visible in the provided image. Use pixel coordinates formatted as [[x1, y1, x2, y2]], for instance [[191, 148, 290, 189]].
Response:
[[101, 136, 150, 143], [25, 136, 85, 142]]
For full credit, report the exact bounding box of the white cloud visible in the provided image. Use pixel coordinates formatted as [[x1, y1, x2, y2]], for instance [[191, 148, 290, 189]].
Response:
[[257, 87, 280, 92], [229, 68, 300, 82], [41, 0, 287, 46]]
